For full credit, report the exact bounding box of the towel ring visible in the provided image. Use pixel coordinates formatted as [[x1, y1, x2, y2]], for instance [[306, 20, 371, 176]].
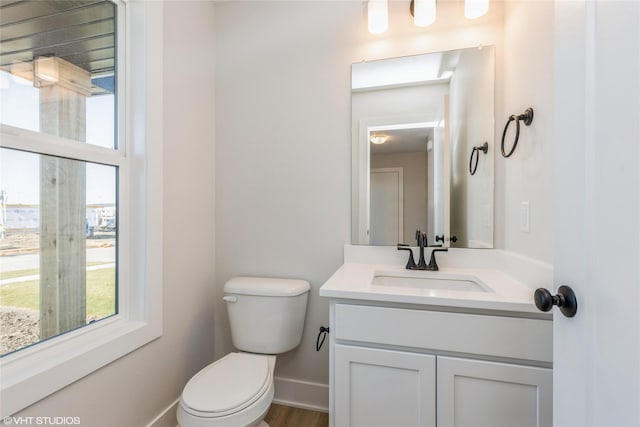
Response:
[[501, 107, 534, 158], [469, 142, 489, 176]]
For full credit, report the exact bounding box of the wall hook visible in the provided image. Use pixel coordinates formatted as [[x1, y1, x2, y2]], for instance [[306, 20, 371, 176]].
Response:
[[469, 142, 489, 175], [501, 107, 534, 158], [316, 326, 330, 351]]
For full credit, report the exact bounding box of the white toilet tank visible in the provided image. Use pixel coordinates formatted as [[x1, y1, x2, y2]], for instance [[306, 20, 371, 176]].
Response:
[[224, 276, 311, 354]]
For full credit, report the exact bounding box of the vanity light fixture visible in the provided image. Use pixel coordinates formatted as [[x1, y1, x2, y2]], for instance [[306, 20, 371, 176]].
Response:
[[369, 0, 489, 34], [370, 135, 388, 144], [368, 0, 388, 34]]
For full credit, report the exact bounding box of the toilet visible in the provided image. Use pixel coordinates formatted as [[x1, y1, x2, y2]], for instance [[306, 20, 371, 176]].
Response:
[[177, 276, 311, 427]]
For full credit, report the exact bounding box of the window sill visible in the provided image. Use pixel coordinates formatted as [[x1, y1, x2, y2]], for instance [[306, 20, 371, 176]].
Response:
[[0, 314, 161, 416]]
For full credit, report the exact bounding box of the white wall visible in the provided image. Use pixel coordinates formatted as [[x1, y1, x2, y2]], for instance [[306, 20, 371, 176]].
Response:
[[499, 0, 554, 263], [214, 0, 514, 409], [213, 2, 356, 407], [8, 2, 217, 426]]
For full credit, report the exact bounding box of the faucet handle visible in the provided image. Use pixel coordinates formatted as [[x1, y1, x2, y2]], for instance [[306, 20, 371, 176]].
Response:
[[427, 248, 449, 271], [397, 244, 417, 270]]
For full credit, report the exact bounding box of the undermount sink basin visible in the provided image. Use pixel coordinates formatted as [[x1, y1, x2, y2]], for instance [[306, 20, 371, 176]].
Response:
[[372, 270, 491, 293]]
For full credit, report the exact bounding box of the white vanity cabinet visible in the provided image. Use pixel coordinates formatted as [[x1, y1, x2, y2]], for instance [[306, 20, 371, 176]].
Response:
[[329, 302, 553, 427]]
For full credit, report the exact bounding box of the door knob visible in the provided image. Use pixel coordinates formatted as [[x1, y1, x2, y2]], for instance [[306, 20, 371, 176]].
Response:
[[534, 285, 578, 318]]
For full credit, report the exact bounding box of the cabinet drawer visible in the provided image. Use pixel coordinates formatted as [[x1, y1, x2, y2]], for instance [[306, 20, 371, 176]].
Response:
[[334, 304, 552, 363]]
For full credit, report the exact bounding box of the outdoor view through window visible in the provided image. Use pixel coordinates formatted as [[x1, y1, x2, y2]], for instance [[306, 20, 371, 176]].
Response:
[[0, 0, 118, 356]]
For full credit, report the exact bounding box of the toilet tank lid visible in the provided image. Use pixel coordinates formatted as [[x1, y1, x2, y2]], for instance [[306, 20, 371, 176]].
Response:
[[224, 276, 310, 296]]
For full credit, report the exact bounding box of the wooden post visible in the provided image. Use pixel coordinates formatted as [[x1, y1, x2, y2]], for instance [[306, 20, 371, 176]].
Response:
[[37, 57, 91, 339]]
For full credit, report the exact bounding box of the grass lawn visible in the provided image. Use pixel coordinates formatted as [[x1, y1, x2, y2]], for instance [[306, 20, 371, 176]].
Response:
[[0, 266, 116, 319], [0, 262, 110, 281]]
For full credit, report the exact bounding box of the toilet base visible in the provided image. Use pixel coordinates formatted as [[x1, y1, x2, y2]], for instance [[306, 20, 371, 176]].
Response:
[[178, 421, 269, 427], [177, 418, 269, 427]]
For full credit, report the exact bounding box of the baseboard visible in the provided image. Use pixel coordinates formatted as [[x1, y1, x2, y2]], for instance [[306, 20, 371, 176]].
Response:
[[147, 397, 179, 427], [273, 376, 329, 413]]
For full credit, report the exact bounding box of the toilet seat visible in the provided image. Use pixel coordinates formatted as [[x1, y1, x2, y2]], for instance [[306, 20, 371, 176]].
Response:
[[180, 353, 271, 418]]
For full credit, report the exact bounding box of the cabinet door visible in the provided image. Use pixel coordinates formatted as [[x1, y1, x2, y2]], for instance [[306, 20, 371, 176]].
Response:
[[437, 357, 552, 427], [334, 344, 436, 427]]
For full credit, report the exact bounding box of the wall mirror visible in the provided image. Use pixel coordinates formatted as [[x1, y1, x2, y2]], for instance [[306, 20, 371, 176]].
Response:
[[351, 46, 494, 248]]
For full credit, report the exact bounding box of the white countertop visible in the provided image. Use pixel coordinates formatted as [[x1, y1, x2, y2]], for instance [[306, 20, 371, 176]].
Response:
[[319, 262, 544, 314]]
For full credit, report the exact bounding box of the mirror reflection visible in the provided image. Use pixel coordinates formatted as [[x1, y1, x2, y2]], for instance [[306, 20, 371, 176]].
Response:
[[351, 46, 494, 248]]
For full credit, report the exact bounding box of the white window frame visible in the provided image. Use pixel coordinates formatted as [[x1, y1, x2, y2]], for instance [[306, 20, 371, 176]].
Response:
[[0, 0, 163, 416]]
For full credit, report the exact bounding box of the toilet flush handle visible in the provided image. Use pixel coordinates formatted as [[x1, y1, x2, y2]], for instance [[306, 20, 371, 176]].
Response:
[[223, 295, 237, 303]]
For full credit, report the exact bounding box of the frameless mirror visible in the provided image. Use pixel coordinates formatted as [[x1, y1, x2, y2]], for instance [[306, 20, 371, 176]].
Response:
[[351, 46, 494, 248]]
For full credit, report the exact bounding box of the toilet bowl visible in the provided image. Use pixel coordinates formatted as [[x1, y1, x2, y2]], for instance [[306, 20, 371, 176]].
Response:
[[176, 277, 310, 427], [177, 353, 276, 427]]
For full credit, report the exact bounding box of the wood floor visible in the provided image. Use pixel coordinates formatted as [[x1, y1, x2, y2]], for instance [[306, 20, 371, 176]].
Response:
[[264, 403, 329, 427]]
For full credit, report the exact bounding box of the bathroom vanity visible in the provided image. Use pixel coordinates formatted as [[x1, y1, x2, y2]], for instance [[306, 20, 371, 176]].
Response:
[[337, 43, 553, 426], [320, 246, 553, 427]]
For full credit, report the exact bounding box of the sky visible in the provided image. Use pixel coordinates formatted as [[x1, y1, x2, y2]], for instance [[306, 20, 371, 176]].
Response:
[[0, 70, 117, 206]]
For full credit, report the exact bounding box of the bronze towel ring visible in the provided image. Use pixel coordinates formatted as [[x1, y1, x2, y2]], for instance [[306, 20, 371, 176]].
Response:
[[501, 107, 534, 158], [469, 142, 489, 176]]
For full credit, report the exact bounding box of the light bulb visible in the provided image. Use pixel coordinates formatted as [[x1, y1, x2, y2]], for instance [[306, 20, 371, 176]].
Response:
[[465, 0, 489, 19], [414, 0, 436, 27], [370, 135, 388, 144], [368, 0, 388, 34]]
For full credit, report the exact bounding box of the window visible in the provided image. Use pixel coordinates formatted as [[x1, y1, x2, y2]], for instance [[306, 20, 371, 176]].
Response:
[[0, 0, 163, 416], [0, 149, 118, 355], [1, 0, 119, 356]]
